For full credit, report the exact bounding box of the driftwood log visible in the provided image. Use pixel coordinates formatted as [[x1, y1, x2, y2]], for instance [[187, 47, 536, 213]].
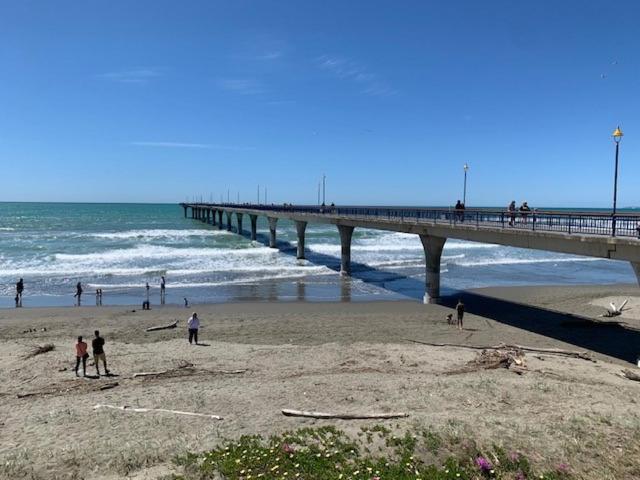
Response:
[[23, 343, 55, 359], [618, 369, 640, 382], [146, 320, 179, 332], [406, 339, 595, 362], [282, 409, 408, 420], [94, 404, 223, 420]]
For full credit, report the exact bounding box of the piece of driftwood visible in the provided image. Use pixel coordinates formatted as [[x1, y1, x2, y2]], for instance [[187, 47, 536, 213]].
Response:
[[132, 367, 246, 379], [281, 409, 408, 420], [94, 404, 223, 420], [618, 369, 640, 382], [146, 320, 179, 332], [443, 347, 526, 376], [23, 343, 55, 359], [132, 371, 169, 378], [406, 339, 595, 362], [99, 382, 119, 390]]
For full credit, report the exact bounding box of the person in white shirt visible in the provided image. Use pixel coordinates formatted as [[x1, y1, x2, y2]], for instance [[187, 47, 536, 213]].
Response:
[[187, 312, 200, 345]]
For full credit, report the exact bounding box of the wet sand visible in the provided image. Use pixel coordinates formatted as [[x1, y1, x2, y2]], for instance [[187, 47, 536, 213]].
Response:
[[1, 284, 640, 479]]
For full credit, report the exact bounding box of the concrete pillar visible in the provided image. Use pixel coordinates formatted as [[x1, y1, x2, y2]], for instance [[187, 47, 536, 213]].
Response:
[[226, 212, 232, 231], [250, 215, 258, 241], [217, 210, 223, 230], [632, 262, 640, 287], [419, 235, 447, 304], [183, 206, 187, 218], [236, 212, 243, 235], [211, 209, 216, 226], [268, 217, 278, 248], [295, 220, 307, 260], [337, 225, 355, 275], [191, 207, 195, 219], [207, 209, 211, 224]]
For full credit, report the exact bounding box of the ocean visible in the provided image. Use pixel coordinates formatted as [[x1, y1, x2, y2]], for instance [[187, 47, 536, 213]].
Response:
[[0, 202, 636, 308]]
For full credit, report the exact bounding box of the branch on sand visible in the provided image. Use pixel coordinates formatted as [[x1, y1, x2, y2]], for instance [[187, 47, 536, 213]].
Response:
[[282, 409, 408, 420], [145, 320, 179, 332], [405, 339, 595, 362], [618, 369, 640, 382], [94, 404, 223, 420], [132, 366, 246, 379], [23, 343, 55, 359], [442, 347, 526, 376], [18, 382, 119, 399]]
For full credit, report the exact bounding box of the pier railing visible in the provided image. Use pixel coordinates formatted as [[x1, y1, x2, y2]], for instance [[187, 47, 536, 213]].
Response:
[[185, 204, 640, 239]]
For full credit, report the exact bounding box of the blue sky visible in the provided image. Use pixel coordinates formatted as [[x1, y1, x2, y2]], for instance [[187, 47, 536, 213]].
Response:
[[1, 1, 639, 207]]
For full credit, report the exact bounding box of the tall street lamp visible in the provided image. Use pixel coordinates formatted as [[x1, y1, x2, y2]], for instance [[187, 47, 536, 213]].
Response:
[[612, 126, 623, 236], [463, 163, 469, 205]]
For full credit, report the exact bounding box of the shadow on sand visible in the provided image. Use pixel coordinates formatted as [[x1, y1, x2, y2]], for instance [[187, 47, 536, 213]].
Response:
[[230, 226, 640, 364]]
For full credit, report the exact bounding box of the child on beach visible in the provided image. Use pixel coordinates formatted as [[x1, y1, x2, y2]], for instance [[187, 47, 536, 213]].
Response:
[[75, 336, 88, 377]]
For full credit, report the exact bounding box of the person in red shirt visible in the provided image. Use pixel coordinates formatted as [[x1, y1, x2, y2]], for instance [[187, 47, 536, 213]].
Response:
[[75, 336, 88, 377]]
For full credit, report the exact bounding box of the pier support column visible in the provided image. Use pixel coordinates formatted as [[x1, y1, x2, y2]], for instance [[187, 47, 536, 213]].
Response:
[[183, 206, 187, 218], [268, 217, 278, 248], [207, 209, 211, 224], [226, 212, 232, 231], [217, 210, 223, 230], [250, 215, 258, 241], [419, 235, 447, 304], [211, 209, 217, 226], [632, 262, 640, 288], [338, 225, 355, 275], [191, 208, 195, 219], [236, 213, 244, 235], [295, 221, 307, 260]]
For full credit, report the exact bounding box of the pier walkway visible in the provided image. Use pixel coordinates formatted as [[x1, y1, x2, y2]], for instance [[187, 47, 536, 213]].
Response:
[[180, 203, 640, 303]]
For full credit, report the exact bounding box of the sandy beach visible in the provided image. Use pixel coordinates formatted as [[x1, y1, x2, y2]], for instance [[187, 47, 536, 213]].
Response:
[[2, 284, 640, 479]]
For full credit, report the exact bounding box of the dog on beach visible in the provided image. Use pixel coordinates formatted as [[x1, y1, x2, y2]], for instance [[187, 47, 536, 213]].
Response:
[[446, 313, 454, 325]]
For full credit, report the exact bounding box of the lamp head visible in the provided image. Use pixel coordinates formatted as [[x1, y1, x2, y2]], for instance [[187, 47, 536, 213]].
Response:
[[463, 163, 469, 171], [612, 126, 624, 144]]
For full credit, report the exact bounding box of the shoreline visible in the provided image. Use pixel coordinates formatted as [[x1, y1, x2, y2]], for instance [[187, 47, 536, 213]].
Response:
[[1, 280, 637, 310]]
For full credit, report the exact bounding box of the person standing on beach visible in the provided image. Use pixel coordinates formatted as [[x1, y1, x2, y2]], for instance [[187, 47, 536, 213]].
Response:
[[16, 278, 24, 307], [456, 299, 465, 330], [74, 336, 88, 377], [74, 282, 83, 306], [187, 312, 200, 345], [160, 276, 166, 304], [92, 330, 110, 376]]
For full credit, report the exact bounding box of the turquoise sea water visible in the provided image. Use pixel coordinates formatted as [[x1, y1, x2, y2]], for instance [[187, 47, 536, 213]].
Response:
[[0, 202, 636, 308]]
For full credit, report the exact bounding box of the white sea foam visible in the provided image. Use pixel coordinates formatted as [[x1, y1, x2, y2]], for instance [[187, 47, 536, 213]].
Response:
[[455, 257, 603, 267], [88, 229, 230, 240]]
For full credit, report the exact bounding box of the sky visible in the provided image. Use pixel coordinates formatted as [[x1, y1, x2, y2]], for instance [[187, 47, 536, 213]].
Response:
[[0, 0, 639, 207]]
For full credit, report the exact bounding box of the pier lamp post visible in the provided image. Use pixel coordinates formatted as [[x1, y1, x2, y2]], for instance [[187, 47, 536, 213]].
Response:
[[463, 163, 469, 205], [611, 126, 623, 236]]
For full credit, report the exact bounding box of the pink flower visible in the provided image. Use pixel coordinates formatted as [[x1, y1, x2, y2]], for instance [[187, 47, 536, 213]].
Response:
[[282, 443, 295, 454], [475, 456, 492, 472]]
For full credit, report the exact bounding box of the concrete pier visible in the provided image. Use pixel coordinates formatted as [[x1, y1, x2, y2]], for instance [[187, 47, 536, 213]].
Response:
[[632, 262, 640, 287], [295, 221, 307, 260], [211, 209, 217, 226], [217, 210, 223, 230], [420, 235, 447, 304], [226, 211, 232, 231], [183, 206, 187, 218], [338, 225, 355, 275], [236, 212, 243, 235], [250, 215, 258, 241], [268, 217, 278, 248]]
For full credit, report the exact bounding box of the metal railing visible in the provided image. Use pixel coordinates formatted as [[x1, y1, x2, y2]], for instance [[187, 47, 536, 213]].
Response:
[[182, 204, 640, 239]]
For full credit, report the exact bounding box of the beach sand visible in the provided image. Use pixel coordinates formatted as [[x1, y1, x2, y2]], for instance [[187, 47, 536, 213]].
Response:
[[2, 284, 640, 479]]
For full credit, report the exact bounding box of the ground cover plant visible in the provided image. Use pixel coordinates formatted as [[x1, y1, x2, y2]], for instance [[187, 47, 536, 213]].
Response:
[[171, 426, 573, 480]]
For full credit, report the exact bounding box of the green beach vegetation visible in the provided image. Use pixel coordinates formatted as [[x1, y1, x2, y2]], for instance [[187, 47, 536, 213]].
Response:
[[170, 426, 572, 480]]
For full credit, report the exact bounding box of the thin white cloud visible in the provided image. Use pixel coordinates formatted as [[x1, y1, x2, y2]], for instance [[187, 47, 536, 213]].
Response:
[[217, 78, 264, 95], [256, 51, 283, 60], [97, 68, 162, 84], [316, 55, 396, 97], [130, 142, 253, 151]]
